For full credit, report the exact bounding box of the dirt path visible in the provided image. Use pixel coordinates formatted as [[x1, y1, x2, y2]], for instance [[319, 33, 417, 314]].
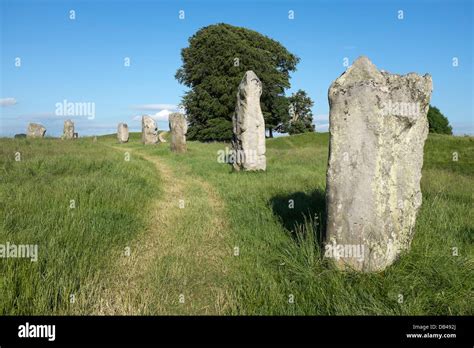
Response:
[[92, 146, 231, 315]]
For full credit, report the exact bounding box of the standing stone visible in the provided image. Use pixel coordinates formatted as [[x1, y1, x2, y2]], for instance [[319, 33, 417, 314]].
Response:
[[117, 123, 129, 143], [141, 115, 158, 144], [325, 56, 432, 272], [63, 119, 74, 139], [231, 70, 266, 171], [169, 113, 187, 153], [26, 123, 46, 138], [158, 132, 167, 143]]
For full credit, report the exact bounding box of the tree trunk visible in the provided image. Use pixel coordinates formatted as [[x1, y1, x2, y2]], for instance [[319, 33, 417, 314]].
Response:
[[269, 128, 273, 138]]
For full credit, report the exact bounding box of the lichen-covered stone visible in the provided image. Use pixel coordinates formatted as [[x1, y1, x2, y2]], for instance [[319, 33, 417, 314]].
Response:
[[169, 113, 187, 153], [325, 56, 432, 272], [27, 123, 46, 138], [117, 123, 129, 143], [63, 120, 74, 140], [232, 70, 266, 171], [141, 115, 158, 145]]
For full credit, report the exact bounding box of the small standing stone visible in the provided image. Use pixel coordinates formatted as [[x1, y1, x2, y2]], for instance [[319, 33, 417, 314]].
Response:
[[141, 115, 158, 145], [26, 123, 46, 138], [169, 113, 187, 153], [158, 132, 167, 143], [231, 70, 266, 171], [63, 119, 74, 140], [117, 123, 129, 143], [325, 56, 432, 272]]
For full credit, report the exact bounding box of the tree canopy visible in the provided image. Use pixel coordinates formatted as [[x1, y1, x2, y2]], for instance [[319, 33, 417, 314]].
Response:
[[427, 105, 453, 135], [285, 90, 315, 135], [176, 23, 299, 141]]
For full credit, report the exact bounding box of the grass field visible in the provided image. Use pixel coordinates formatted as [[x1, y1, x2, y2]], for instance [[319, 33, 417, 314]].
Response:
[[0, 132, 472, 315]]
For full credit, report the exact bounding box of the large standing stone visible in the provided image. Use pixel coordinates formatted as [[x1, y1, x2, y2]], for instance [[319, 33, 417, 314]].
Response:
[[63, 119, 74, 139], [26, 123, 46, 138], [141, 115, 158, 144], [169, 113, 187, 153], [231, 70, 266, 171], [325, 56, 432, 272], [117, 123, 129, 143]]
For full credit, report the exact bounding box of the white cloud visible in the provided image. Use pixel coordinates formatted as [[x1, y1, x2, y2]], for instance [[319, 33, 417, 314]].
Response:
[[130, 103, 181, 122], [0, 98, 17, 107], [153, 109, 174, 120], [313, 114, 329, 132], [314, 114, 329, 122], [131, 103, 178, 111], [132, 109, 177, 122]]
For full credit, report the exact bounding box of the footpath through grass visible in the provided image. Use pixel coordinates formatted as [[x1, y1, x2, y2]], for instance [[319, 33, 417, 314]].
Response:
[[93, 140, 232, 314], [132, 132, 473, 315], [0, 132, 472, 315]]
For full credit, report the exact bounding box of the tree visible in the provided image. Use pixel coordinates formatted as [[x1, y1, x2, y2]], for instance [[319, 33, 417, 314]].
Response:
[[176, 23, 299, 141], [427, 105, 452, 135], [268, 95, 290, 137], [285, 89, 315, 135]]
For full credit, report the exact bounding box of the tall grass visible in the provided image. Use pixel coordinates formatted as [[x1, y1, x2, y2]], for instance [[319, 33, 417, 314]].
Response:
[[0, 132, 472, 315], [0, 138, 160, 314], [141, 132, 473, 315]]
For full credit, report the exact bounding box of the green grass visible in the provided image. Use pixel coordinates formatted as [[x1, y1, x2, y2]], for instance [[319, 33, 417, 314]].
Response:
[[0, 138, 161, 314], [0, 132, 472, 315]]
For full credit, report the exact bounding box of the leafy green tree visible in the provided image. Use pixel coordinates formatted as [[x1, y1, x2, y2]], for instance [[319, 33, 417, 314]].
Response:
[[176, 23, 299, 141], [268, 95, 290, 137], [285, 89, 315, 135], [427, 105, 453, 135]]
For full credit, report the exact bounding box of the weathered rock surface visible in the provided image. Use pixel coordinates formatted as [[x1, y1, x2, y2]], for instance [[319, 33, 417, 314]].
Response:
[[158, 132, 167, 143], [231, 70, 266, 171], [117, 123, 129, 143], [325, 56, 432, 272], [169, 113, 187, 153], [141, 115, 158, 144], [26, 123, 46, 138], [63, 119, 74, 139]]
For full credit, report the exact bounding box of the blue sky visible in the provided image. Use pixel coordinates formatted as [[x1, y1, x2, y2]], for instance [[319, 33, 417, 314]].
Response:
[[1, 0, 472, 136]]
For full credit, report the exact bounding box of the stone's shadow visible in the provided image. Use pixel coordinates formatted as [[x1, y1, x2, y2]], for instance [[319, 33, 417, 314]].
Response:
[[270, 189, 327, 245]]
